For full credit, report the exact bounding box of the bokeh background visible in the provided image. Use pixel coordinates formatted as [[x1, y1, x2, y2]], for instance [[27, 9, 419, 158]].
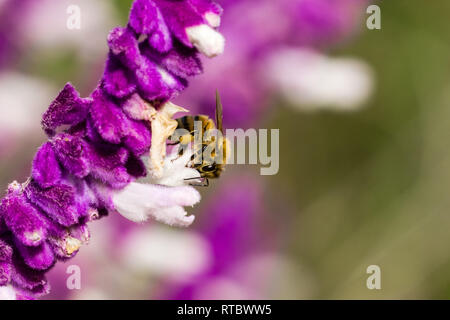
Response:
[[1, 0, 450, 299]]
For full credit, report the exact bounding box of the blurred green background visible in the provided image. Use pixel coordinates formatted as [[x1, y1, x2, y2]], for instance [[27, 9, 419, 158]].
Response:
[[269, 0, 450, 298]]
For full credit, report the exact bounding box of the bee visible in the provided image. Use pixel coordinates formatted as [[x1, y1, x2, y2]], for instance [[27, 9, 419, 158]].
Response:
[[171, 90, 228, 186]]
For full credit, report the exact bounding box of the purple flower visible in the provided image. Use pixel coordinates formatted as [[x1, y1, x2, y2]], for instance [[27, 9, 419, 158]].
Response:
[[0, 0, 224, 299], [0, 239, 13, 287], [176, 0, 369, 127], [1, 185, 48, 248], [290, 0, 367, 46], [0, 0, 34, 68], [41, 83, 90, 137]]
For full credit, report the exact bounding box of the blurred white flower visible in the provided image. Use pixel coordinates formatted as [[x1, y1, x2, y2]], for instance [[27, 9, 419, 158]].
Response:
[[0, 72, 55, 133], [0, 72, 55, 154], [265, 48, 375, 111], [0, 285, 16, 300], [71, 287, 109, 300], [119, 226, 211, 280], [23, 0, 116, 61]]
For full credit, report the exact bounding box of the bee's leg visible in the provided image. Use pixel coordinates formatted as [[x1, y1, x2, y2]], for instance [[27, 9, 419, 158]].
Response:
[[190, 148, 204, 166], [195, 178, 210, 187], [170, 143, 188, 162], [170, 131, 195, 146], [171, 153, 184, 162], [183, 176, 203, 182], [184, 177, 210, 187]]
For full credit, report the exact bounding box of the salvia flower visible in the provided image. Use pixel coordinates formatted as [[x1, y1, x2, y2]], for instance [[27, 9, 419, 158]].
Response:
[[0, 0, 224, 299]]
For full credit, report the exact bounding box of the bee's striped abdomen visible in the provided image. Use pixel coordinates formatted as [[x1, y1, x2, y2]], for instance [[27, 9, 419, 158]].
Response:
[[177, 116, 195, 133]]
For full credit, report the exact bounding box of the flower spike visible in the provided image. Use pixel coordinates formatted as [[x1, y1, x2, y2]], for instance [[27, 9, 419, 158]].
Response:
[[0, 0, 224, 299]]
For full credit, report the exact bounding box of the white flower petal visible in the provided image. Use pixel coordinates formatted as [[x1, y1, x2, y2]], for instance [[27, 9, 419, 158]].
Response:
[[148, 206, 195, 227], [112, 182, 200, 226], [149, 149, 201, 187], [147, 102, 188, 179], [157, 66, 178, 87], [186, 24, 225, 58], [0, 286, 17, 300]]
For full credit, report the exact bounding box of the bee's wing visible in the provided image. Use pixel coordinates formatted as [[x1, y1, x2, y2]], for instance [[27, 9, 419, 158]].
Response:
[[215, 89, 223, 133]]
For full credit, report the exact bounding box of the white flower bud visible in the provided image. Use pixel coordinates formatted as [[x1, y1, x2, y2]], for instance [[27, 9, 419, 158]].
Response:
[[186, 24, 225, 58]]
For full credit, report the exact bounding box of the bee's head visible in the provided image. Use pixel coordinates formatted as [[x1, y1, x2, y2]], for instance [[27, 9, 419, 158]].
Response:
[[199, 163, 223, 179]]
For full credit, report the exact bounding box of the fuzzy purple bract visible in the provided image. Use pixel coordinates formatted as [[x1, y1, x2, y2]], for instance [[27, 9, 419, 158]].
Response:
[[0, 0, 223, 299]]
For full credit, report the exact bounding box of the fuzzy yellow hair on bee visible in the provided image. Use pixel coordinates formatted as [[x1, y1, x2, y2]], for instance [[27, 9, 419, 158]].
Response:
[[172, 90, 229, 186]]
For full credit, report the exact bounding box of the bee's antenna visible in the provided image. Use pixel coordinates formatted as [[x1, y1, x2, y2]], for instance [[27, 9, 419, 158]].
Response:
[[215, 89, 223, 133]]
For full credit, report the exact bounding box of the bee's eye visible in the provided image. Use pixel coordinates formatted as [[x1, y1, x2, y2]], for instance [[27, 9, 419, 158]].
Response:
[[203, 165, 215, 172]]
